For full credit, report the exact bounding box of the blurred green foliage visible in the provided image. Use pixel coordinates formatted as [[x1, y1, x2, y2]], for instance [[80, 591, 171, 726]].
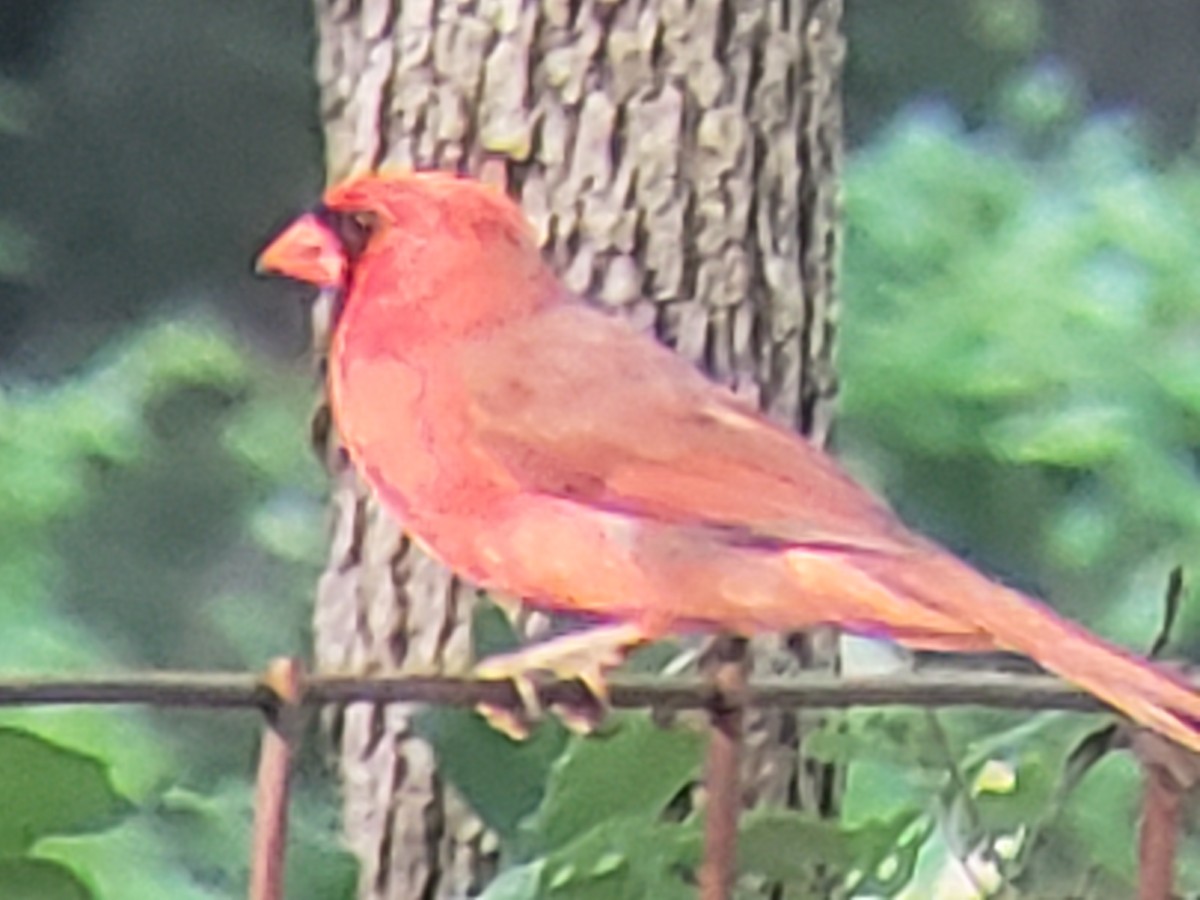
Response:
[[0, 308, 351, 897], [839, 79, 1200, 651]]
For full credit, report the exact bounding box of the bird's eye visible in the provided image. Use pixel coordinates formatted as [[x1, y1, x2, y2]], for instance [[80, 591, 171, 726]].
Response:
[[334, 212, 375, 259], [312, 206, 376, 260], [351, 212, 375, 229]]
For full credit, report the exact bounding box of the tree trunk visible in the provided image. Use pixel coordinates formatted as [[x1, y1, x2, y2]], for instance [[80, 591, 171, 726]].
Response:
[[309, 0, 845, 896]]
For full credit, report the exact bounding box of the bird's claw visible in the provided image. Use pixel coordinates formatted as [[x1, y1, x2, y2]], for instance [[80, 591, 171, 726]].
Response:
[[473, 623, 648, 738], [473, 663, 543, 740]]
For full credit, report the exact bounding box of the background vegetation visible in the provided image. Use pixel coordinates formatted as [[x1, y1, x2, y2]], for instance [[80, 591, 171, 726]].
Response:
[[2, 0, 1200, 896]]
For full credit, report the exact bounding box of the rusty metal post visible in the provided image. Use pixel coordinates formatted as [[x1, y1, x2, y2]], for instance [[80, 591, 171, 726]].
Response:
[[250, 658, 305, 900], [1131, 726, 1200, 900], [699, 637, 750, 900], [1138, 762, 1180, 900]]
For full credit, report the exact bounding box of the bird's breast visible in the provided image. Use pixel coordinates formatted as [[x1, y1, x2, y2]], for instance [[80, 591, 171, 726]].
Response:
[[329, 327, 518, 533]]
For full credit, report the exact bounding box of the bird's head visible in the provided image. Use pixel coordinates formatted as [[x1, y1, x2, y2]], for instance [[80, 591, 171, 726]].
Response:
[[256, 170, 540, 294]]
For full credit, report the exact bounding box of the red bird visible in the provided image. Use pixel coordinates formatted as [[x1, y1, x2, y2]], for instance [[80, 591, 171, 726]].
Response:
[[259, 170, 1200, 751]]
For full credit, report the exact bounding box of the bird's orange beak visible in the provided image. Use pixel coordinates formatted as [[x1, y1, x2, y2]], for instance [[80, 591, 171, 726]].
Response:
[[256, 213, 347, 288]]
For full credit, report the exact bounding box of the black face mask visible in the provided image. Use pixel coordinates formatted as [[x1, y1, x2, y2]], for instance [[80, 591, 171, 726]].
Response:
[[311, 204, 373, 264]]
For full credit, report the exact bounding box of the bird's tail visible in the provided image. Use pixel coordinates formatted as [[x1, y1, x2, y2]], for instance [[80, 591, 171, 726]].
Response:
[[856, 550, 1200, 754]]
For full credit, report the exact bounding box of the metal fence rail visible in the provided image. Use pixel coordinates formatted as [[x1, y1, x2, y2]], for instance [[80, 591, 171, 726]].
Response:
[[0, 663, 1186, 900]]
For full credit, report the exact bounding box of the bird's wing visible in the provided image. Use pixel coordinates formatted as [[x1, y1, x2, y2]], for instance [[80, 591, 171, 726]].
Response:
[[457, 303, 913, 552]]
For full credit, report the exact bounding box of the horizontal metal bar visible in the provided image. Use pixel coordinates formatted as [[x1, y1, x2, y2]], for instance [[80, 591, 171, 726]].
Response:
[[0, 669, 1114, 714]]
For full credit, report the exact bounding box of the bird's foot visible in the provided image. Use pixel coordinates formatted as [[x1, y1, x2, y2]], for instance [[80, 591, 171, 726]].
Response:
[[474, 622, 649, 738]]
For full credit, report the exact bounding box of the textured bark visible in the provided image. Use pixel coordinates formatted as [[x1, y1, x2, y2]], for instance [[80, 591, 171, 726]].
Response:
[[309, 0, 844, 896]]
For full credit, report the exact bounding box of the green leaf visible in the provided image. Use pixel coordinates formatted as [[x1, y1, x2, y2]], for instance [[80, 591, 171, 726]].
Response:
[[841, 757, 933, 829], [1051, 753, 1140, 882], [41, 781, 355, 900], [0, 709, 175, 802], [850, 816, 931, 897], [737, 809, 856, 883], [530, 716, 703, 851], [472, 599, 524, 658], [154, 783, 357, 900], [985, 402, 1131, 467], [0, 727, 129, 855], [416, 707, 568, 839], [808, 710, 949, 826], [807, 709, 1114, 893], [37, 815, 224, 900], [537, 817, 695, 900], [478, 861, 545, 900], [1013, 752, 1140, 896], [966, 712, 1108, 835], [0, 858, 91, 900]]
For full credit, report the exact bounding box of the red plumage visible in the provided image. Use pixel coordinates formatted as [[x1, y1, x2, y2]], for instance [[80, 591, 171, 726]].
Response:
[[259, 170, 1200, 752]]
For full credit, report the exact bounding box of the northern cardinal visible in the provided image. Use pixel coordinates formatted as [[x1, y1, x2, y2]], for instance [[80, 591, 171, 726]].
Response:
[[258, 170, 1200, 752]]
